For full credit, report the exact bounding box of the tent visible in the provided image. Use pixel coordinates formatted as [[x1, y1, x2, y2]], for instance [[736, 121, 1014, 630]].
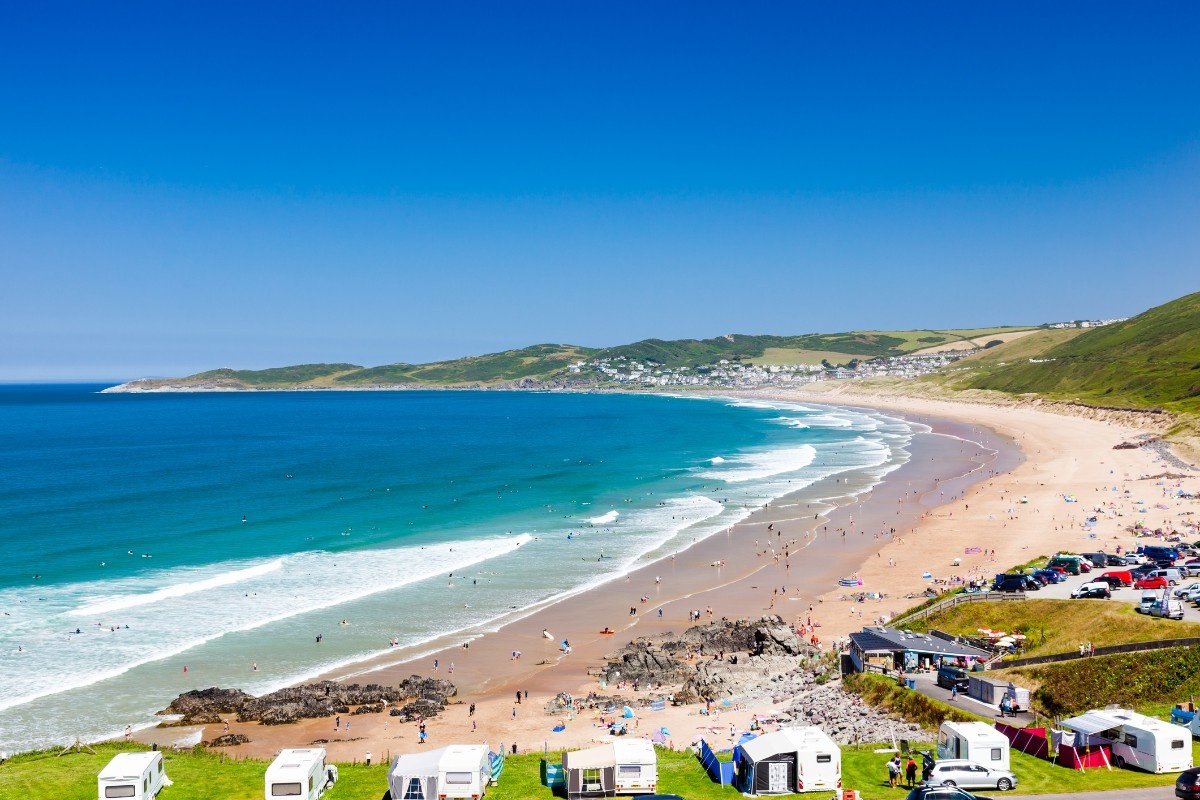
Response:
[[563, 743, 616, 799], [388, 748, 445, 800]]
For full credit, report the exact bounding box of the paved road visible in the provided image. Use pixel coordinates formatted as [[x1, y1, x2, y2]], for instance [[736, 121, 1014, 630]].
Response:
[[907, 668, 1036, 725]]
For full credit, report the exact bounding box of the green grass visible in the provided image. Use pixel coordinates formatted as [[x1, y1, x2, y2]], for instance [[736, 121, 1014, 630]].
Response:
[[946, 291, 1200, 414], [842, 673, 990, 728], [5, 734, 1195, 799], [901, 598, 1200, 660]]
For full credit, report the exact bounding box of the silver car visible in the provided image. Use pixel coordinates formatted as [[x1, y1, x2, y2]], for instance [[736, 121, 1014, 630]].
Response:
[[924, 759, 1017, 791]]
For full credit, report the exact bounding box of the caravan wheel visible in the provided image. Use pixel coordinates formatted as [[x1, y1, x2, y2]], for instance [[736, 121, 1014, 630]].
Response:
[[1114, 756, 1127, 768]]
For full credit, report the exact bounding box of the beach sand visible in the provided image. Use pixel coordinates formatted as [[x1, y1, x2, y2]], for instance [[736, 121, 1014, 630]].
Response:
[[138, 392, 1198, 766]]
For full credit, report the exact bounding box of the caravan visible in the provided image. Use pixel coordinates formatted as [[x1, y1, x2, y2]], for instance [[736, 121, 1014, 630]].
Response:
[[734, 728, 841, 795], [98, 751, 170, 799], [937, 722, 1011, 771], [388, 745, 493, 800], [264, 748, 337, 799], [1061, 709, 1192, 774], [611, 739, 657, 794], [562, 739, 658, 798]]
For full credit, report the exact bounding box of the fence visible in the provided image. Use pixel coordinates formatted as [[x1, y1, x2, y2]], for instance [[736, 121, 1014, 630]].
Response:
[[698, 738, 734, 785], [890, 591, 1026, 627]]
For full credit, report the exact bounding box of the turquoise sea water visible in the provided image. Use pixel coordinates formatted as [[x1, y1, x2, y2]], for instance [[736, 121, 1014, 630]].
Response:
[[0, 386, 917, 753]]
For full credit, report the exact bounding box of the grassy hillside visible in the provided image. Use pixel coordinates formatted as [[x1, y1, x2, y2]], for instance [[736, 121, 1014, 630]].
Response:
[[334, 344, 597, 386], [903, 598, 1200, 659], [1001, 646, 1200, 717], [945, 292, 1200, 414], [597, 327, 1035, 369], [190, 363, 362, 386]]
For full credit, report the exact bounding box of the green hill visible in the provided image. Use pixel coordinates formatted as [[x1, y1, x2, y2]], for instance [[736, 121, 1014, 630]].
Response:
[[334, 344, 597, 386], [597, 327, 1035, 369], [943, 291, 1200, 414]]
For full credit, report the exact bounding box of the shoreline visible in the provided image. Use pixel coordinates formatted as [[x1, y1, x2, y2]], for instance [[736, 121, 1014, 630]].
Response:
[[138, 395, 1032, 760], [130, 389, 1195, 763]]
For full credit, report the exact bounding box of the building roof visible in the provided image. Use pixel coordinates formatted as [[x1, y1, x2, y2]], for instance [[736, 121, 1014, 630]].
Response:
[[848, 627, 990, 659]]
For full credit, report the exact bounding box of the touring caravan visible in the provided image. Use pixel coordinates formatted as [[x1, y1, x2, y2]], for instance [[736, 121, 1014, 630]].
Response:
[[734, 727, 842, 795], [562, 740, 658, 798], [610, 739, 657, 794], [439, 745, 492, 799], [1061, 709, 1192, 774], [264, 748, 337, 799], [98, 751, 171, 799], [937, 721, 1011, 771]]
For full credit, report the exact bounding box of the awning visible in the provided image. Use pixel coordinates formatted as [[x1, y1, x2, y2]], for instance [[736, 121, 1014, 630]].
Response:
[[1060, 711, 1121, 736]]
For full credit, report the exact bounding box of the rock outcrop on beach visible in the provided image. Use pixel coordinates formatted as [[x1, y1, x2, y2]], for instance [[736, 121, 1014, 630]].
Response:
[[205, 733, 251, 747], [596, 616, 925, 745], [158, 677, 454, 728]]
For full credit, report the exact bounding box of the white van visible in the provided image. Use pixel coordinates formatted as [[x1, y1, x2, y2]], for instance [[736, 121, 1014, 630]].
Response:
[[1148, 568, 1183, 586], [265, 748, 337, 800], [98, 751, 170, 799], [1151, 596, 1186, 620], [1140, 591, 1160, 612]]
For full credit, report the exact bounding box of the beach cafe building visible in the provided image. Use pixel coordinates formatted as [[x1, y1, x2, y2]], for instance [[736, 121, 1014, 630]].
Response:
[[847, 627, 991, 675]]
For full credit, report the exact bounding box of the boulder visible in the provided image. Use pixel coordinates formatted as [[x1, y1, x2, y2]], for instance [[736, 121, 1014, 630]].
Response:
[[158, 687, 250, 717], [205, 733, 250, 747]]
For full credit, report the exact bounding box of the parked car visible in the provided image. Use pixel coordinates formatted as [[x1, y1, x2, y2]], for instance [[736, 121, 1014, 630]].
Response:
[[1071, 582, 1112, 599], [923, 760, 1017, 791], [1176, 766, 1200, 799], [1033, 568, 1065, 584], [993, 574, 1038, 592], [1135, 576, 1169, 590], [907, 786, 996, 800], [1098, 570, 1134, 587], [1173, 582, 1200, 598], [1139, 590, 1160, 612], [1081, 552, 1110, 567], [937, 665, 970, 690], [1150, 597, 1186, 620]]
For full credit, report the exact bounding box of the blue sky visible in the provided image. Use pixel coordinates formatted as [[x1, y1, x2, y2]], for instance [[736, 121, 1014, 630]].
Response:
[[1, 2, 1197, 380]]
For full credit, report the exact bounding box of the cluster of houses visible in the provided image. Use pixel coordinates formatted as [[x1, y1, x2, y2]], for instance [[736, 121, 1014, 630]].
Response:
[[569, 351, 974, 389]]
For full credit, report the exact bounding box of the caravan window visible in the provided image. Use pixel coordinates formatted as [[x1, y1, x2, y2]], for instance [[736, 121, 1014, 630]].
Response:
[[270, 783, 303, 796], [619, 765, 641, 777], [403, 777, 425, 799], [817, 754, 833, 763], [1124, 733, 1138, 748], [446, 772, 473, 784], [990, 748, 1003, 761], [104, 787, 136, 798], [1174, 740, 1187, 749]]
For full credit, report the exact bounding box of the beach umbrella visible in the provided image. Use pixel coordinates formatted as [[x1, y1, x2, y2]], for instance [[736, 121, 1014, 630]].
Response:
[[623, 705, 635, 718]]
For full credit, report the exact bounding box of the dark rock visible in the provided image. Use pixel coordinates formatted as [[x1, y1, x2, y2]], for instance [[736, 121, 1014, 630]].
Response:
[[206, 733, 250, 747], [352, 703, 384, 715], [159, 687, 251, 717]]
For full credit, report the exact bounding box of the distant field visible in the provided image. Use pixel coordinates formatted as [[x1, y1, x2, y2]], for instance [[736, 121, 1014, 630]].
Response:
[[912, 328, 1041, 355], [754, 348, 860, 365]]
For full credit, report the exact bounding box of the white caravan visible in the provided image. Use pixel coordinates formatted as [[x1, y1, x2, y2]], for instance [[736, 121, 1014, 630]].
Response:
[[437, 745, 492, 799], [937, 721, 1012, 771], [264, 748, 338, 799], [98, 751, 171, 799], [1062, 709, 1192, 774], [611, 739, 658, 794]]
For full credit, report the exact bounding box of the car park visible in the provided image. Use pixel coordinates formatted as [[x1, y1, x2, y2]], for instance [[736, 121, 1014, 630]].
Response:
[[1071, 582, 1112, 599], [923, 760, 1017, 791]]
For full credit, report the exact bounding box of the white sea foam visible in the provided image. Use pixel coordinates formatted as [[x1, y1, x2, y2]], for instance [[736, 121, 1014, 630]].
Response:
[[588, 510, 619, 525], [0, 533, 532, 714], [709, 456, 726, 463], [697, 444, 817, 483], [70, 559, 285, 617]]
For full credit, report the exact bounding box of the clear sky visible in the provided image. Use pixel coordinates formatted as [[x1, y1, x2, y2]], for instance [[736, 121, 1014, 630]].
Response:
[[1, 2, 1198, 381]]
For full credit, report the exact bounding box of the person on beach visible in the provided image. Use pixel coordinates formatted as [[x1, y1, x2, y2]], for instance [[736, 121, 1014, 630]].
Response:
[[469, 702, 475, 717], [124, 725, 132, 741]]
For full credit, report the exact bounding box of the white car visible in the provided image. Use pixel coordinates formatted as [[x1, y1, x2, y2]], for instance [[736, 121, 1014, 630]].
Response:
[[924, 759, 1018, 791], [1174, 582, 1200, 598]]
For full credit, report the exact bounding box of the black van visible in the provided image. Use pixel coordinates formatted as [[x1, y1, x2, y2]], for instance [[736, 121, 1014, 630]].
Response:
[[994, 574, 1036, 592], [936, 665, 970, 690]]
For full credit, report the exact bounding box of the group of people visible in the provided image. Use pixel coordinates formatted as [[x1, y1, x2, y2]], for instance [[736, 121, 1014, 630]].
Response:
[[886, 752, 934, 788]]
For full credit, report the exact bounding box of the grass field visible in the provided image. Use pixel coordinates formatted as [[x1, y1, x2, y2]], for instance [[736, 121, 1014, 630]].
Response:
[[902, 597, 1200, 659], [4, 734, 1193, 800]]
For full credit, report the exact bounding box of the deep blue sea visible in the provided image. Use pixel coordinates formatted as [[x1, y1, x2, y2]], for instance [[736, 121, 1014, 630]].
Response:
[[0, 386, 917, 752]]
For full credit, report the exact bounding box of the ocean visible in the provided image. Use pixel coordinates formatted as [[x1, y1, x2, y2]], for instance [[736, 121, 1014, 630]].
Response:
[[0, 386, 918, 753]]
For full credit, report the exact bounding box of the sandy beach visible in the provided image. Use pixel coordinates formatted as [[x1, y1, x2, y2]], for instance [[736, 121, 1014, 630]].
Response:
[[139, 390, 1198, 764]]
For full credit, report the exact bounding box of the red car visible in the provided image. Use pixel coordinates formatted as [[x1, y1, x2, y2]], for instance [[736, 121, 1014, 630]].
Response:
[[1135, 576, 1169, 590]]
